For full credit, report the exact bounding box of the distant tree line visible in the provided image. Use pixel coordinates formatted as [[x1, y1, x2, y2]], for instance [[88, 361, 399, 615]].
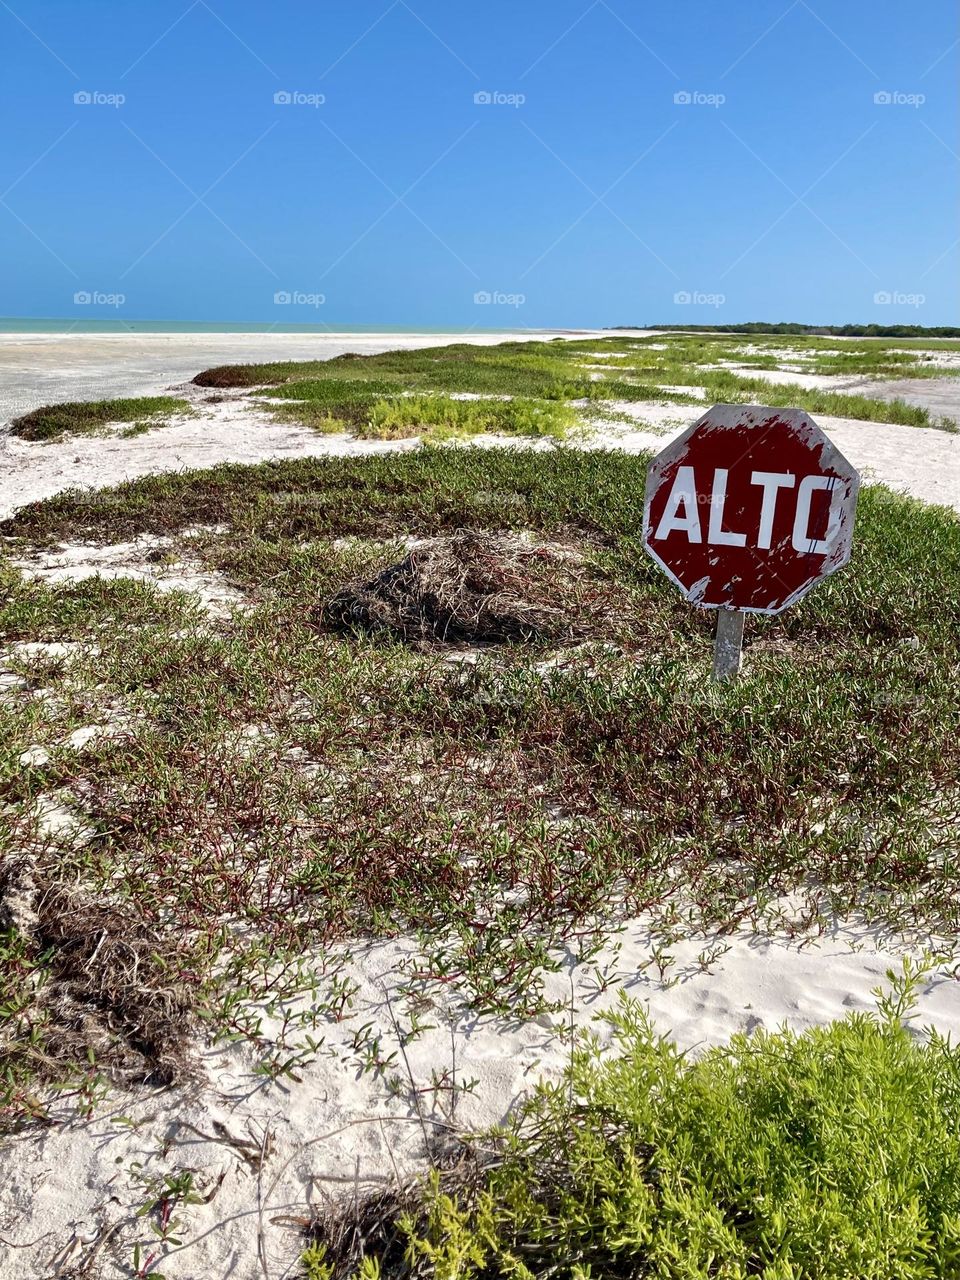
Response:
[[613, 322, 960, 337]]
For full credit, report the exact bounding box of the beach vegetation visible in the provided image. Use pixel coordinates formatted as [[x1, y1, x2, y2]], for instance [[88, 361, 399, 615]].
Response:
[[308, 964, 960, 1279], [9, 396, 189, 442], [193, 334, 957, 431], [1, 445, 959, 1128]]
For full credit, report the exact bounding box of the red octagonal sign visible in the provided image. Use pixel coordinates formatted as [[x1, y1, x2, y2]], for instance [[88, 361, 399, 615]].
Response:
[[644, 404, 860, 614]]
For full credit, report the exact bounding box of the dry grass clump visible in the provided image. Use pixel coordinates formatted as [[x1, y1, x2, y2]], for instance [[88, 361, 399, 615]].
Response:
[[0, 869, 194, 1087], [304, 1184, 426, 1279], [321, 531, 604, 647], [303, 1139, 490, 1279]]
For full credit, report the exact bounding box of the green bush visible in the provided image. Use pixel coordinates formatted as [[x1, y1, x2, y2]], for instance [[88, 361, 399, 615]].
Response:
[[363, 395, 577, 440], [392, 964, 960, 1279]]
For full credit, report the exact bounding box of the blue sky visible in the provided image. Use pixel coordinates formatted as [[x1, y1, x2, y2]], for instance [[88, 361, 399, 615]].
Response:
[[1, 0, 956, 327]]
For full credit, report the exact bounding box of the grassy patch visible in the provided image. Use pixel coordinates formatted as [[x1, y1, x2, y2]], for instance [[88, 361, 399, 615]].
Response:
[[202, 345, 588, 399], [187, 334, 959, 434], [1, 444, 959, 1124], [270, 391, 577, 440], [118, 418, 174, 439], [0, 446, 647, 544], [700, 372, 934, 426], [362, 395, 577, 440], [314, 965, 960, 1279], [9, 396, 189, 442]]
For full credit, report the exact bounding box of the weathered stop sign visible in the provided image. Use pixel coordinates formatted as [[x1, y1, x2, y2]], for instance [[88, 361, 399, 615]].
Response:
[[644, 404, 859, 674], [644, 404, 859, 613]]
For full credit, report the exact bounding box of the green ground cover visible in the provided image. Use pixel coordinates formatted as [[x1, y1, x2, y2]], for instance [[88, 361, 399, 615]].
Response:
[[195, 334, 956, 433], [10, 334, 955, 447], [1, 444, 958, 1129], [10, 396, 189, 441], [305, 965, 960, 1279]]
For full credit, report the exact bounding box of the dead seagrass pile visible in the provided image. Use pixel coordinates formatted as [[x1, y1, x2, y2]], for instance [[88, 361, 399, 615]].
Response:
[[0, 862, 194, 1089], [322, 531, 605, 646]]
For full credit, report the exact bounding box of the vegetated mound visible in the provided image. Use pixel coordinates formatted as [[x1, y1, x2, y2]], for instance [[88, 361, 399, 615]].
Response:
[[322, 531, 609, 646], [193, 352, 393, 388], [192, 360, 337, 388], [9, 396, 188, 441], [0, 863, 194, 1090], [194, 364, 273, 388]]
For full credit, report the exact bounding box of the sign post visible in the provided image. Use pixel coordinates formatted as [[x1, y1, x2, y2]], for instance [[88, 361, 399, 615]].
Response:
[[643, 404, 860, 680], [712, 609, 745, 680]]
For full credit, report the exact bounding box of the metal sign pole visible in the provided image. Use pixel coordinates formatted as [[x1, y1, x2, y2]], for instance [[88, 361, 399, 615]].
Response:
[[713, 609, 744, 681]]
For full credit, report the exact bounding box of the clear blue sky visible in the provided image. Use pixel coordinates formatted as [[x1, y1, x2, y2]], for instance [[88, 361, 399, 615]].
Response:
[[1, 0, 956, 327]]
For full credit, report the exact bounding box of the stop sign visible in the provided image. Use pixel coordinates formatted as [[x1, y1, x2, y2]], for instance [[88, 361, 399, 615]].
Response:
[[643, 404, 860, 614]]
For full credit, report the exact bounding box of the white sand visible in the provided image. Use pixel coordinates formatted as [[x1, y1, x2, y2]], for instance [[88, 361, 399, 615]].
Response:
[[0, 385, 402, 521], [845, 375, 960, 428], [11, 532, 246, 618], [0, 330, 648, 425], [1, 917, 957, 1280], [709, 363, 867, 392], [656, 383, 708, 399], [887, 349, 960, 368], [2, 330, 959, 1277], [3, 378, 959, 523]]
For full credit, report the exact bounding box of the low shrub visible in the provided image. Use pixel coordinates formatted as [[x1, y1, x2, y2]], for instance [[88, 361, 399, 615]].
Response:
[[363, 394, 576, 440], [312, 964, 960, 1279]]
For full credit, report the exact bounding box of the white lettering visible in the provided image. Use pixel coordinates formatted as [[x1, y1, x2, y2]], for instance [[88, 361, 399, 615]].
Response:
[[707, 469, 746, 547], [750, 471, 795, 549], [654, 466, 702, 542], [792, 475, 839, 554]]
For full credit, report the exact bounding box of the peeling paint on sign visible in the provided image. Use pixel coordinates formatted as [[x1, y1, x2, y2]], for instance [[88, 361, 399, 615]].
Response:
[[643, 404, 860, 614]]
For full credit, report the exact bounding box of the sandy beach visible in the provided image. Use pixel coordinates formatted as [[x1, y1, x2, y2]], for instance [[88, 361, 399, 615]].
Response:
[[1, 330, 959, 1278], [1, 332, 958, 522], [2, 919, 957, 1280], [0, 330, 642, 426]]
